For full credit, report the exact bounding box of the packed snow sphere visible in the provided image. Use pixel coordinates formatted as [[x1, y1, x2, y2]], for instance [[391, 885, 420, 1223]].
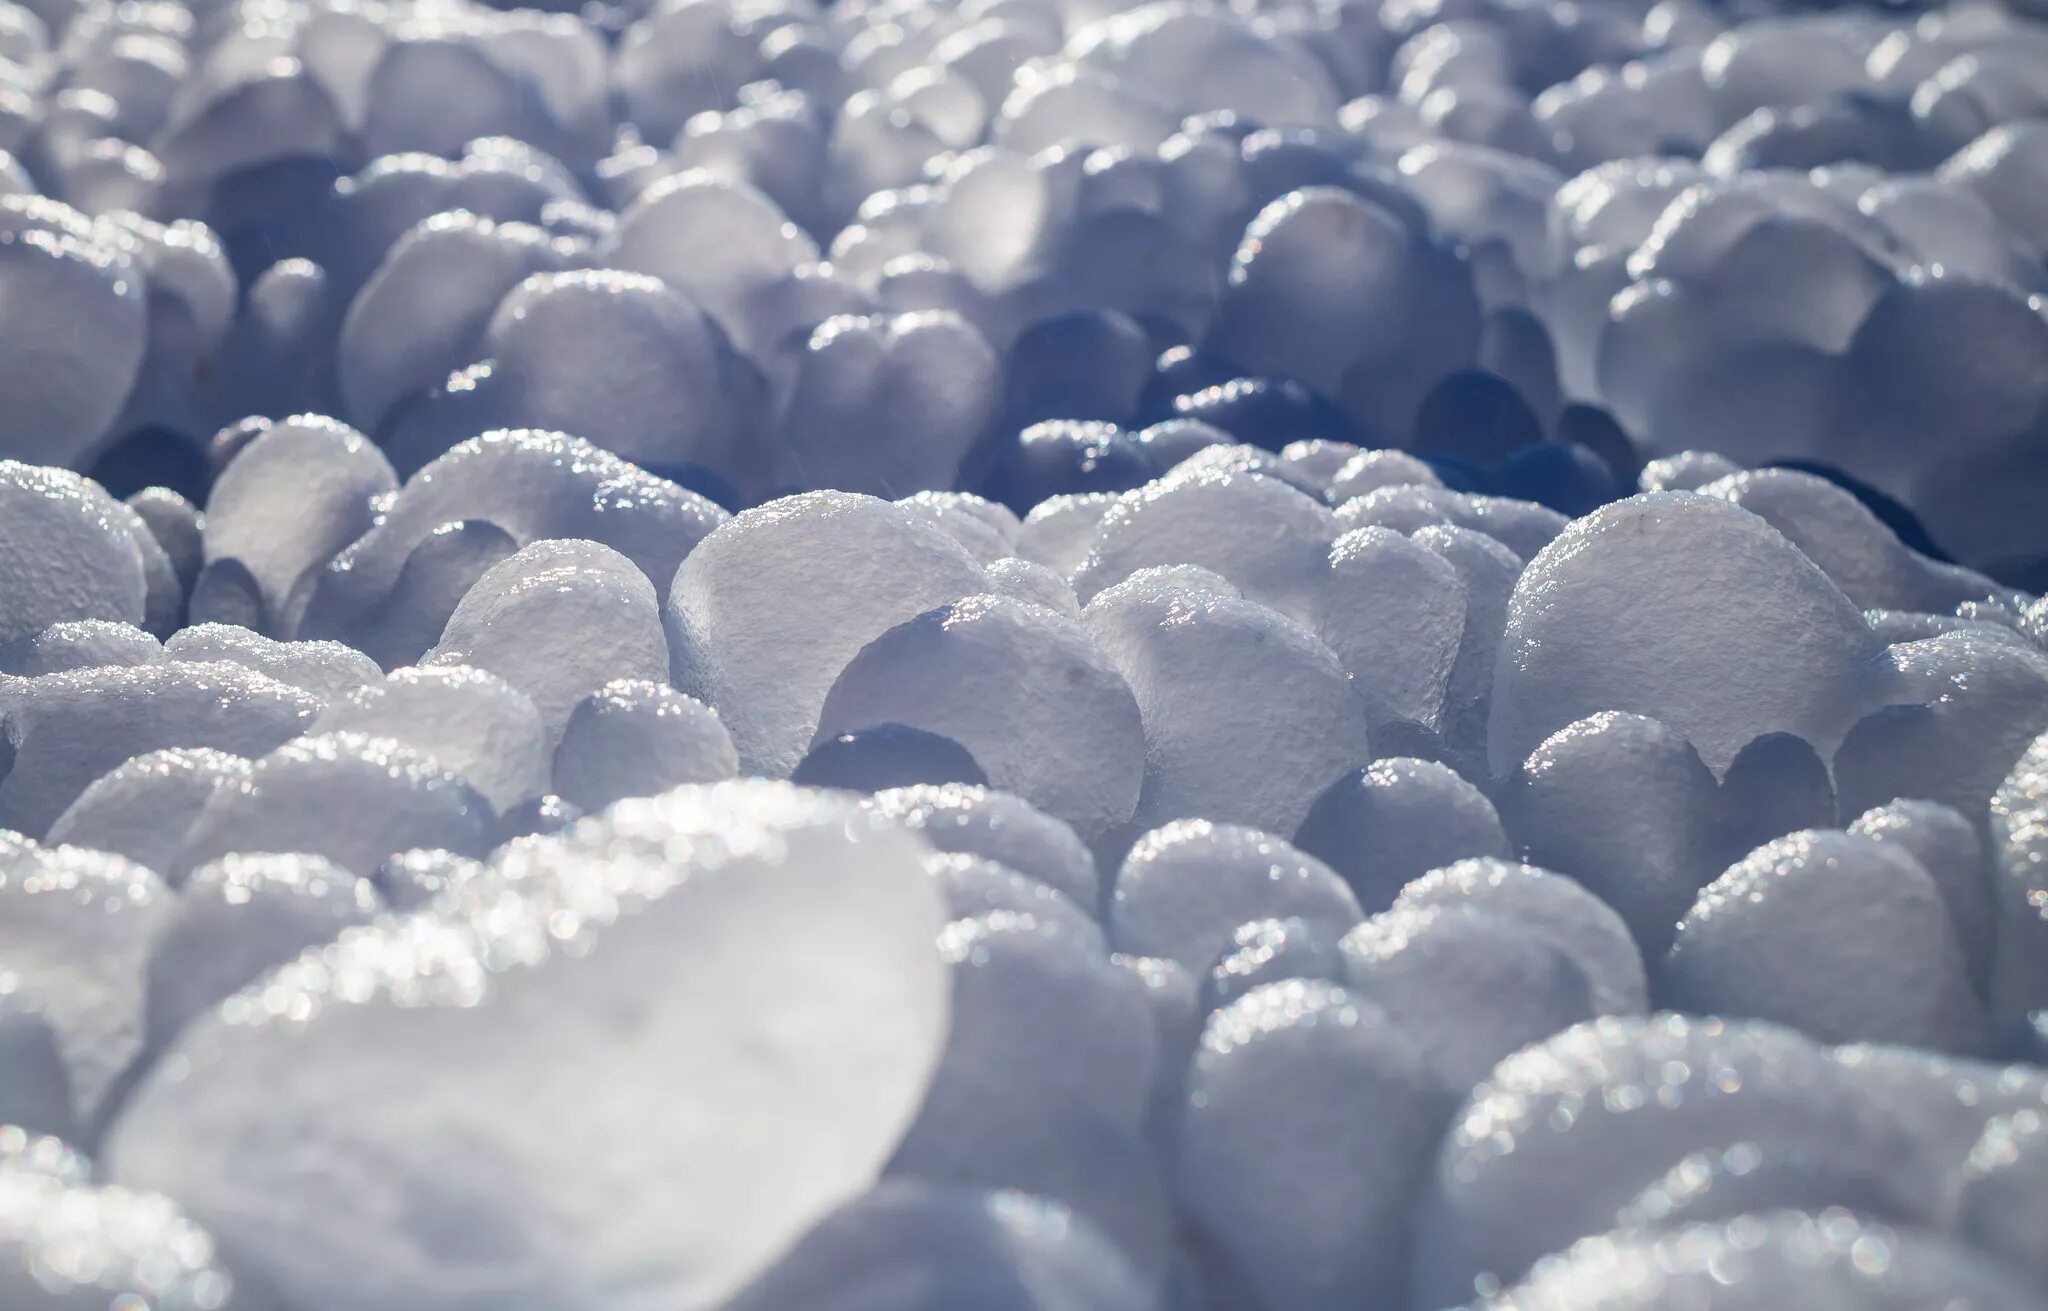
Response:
[[3, 0, 2048, 1303]]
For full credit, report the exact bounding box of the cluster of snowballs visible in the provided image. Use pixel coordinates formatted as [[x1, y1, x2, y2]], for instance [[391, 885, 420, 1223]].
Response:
[[5, 0, 2048, 1301]]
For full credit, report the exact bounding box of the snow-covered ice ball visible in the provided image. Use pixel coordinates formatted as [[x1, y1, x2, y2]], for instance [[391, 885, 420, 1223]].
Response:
[[1174, 979, 1446, 1311], [772, 311, 1000, 499], [1210, 186, 1475, 409], [894, 912, 1153, 1176], [173, 732, 494, 880], [198, 415, 396, 637], [897, 492, 1018, 567], [1294, 758, 1511, 913], [145, 853, 381, 1054], [107, 781, 949, 1311], [164, 624, 382, 703], [1201, 916, 1351, 1013], [1413, 1015, 1925, 1307], [0, 661, 318, 836], [300, 430, 726, 659], [1393, 858, 1649, 1016], [1611, 1139, 1938, 1234], [1074, 467, 1338, 623], [45, 747, 253, 882], [815, 593, 1143, 844], [0, 1166, 273, 1310], [320, 664, 551, 814], [794, 724, 989, 793], [982, 556, 1081, 618], [1314, 526, 1468, 732], [1848, 799, 1995, 994], [1083, 570, 1370, 837], [1665, 831, 1984, 1050], [1496, 711, 1721, 955], [1328, 450, 1445, 503], [0, 462, 149, 643], [1109, 820, 1362, 972], [0, 986, 75, 1141], [723, 1180, 1155, 1311], [1831, 1041, 2048, 1181], [1835, 631, 2048, 834], [0, 840, 169, 1126], [1477, 1211, 2048, 1310], [1411, 522, 1523, 758], [0, 197, 146, 469], [1990, 726, 2048, 1028], [0, 619, 160, 676], [1954, 1108, 2048, 1291], [552, 679, 737, 814], [1488, 493, 1888, 777], [479, 269, 755, 478], [1017, 492, 1125, 577], [375, 848, 486, 913], [424, 539, 669, 745], [608, 170, 819, 345], [1698, 468, 2007, 614], [1341, 903, 1598, 1094], [337, 213, 567, 432], [923, 852, 1099, 938], [868, 784, 1101, 912], [668, 491, 986, 776]]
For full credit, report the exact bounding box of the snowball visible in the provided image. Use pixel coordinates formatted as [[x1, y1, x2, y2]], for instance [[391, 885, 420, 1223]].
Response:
[[1612, 1140, 1938, 1234], [0, 197, 146, 468], [773, 312, 1000, 498], [816, 593, 1143, 844], [1489, 493, 1888, 776], [338, 213, 565, 430], [174, 732, 494, 880], [1393, 858, 1649, 1015], [0, 840, 170, 1122], [0, 620, 159, 676], [0, 661, 318, 835], [319, 664, 551, 813], [300, 430, 726, 655], [200, 415, 396, 636], [1294, 758, 1511, 913], [1074, 468, 1338, 623], [724, 1180, 1154, 1311], [867, 784, 1100, 912], [668, 492, 986, 776], [1483, 1212, 2048, 1310], [480, 269, 753, 478], [0, 462, 147, 643], [1084, 573, 1370, 837], [1665, 829, 1985, 1051], [1496, 711, 1724, 955], [424, 539, 669, 745], [108, 782, 949, 1311], [0, 1169, 268, 1310], [895, 912, 1153, 1174], [144, 853, 381, 1053], [1109, 820, 1362, 971], [1414, 1015, 1924, 1307], [1175, 980, 1444, 1311], [1849, 799, 1995, 992], [1201, 916, 1351, 1012], [0, 988, 74, 1141], [165, 622, 382, 702], [1314, 527, 1468, 732], [553, 679, 737, 814], [1343, 904, 1597, 1093], [45, 747, 253, 882]]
